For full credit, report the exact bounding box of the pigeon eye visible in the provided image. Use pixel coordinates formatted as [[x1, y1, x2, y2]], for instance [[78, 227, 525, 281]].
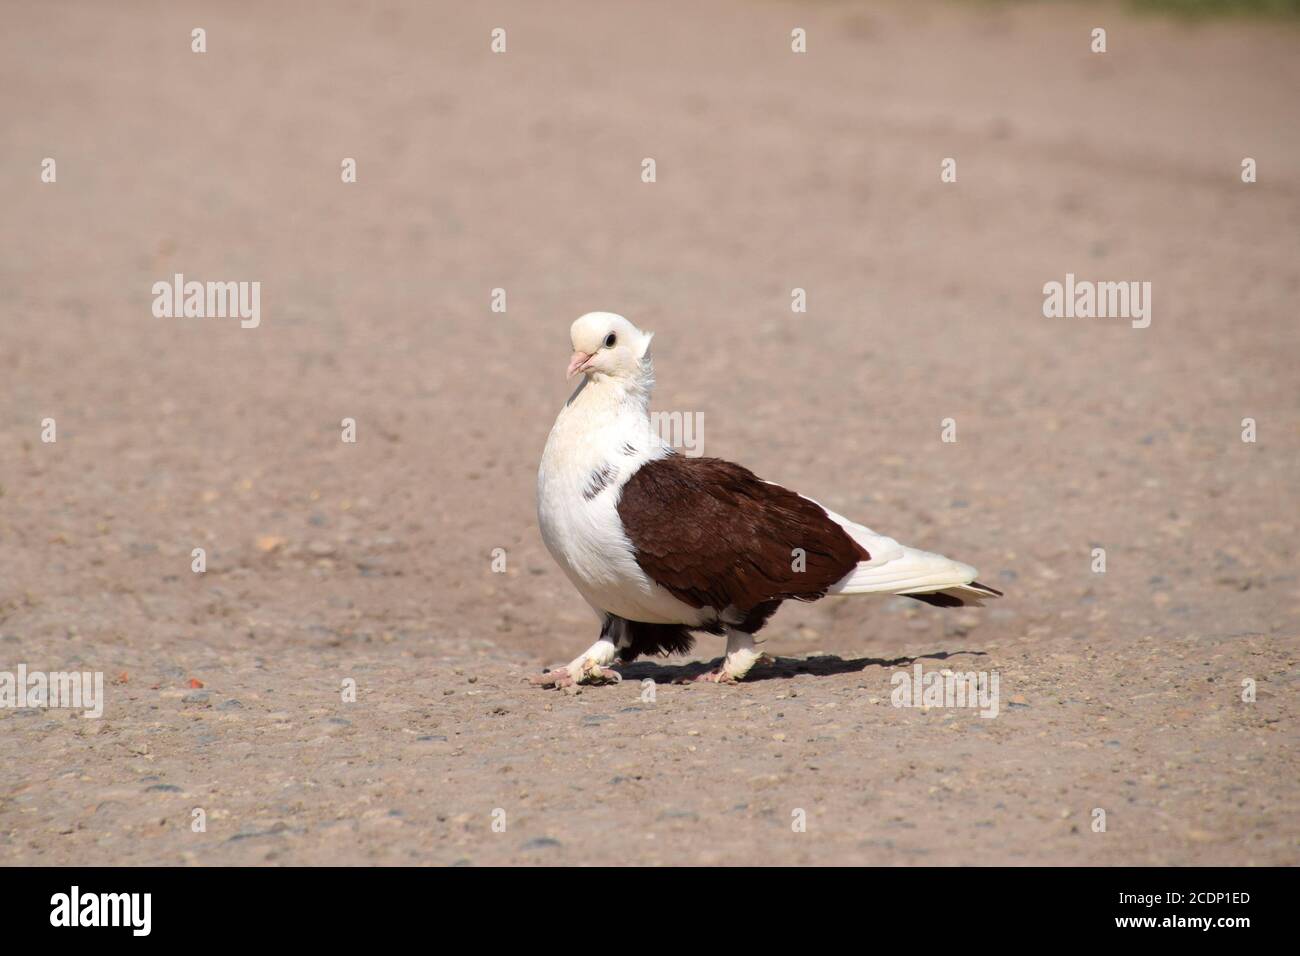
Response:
[[604, 333, 617, 348]]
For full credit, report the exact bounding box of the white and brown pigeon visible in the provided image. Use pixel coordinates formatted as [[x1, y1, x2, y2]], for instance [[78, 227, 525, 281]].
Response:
[[532, 312, 1001, 688]]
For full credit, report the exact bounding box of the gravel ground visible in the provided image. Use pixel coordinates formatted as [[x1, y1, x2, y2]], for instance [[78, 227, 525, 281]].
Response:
[[1, 0, 1297, 865]]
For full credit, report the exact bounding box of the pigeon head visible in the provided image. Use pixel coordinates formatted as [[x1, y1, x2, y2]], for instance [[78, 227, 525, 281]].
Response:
[[566, 312, 654, 381]]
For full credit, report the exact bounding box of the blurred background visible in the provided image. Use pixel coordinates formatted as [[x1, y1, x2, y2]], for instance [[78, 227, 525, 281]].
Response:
[[1, 1, 1296, 865], [3, 0, 1295, 661]]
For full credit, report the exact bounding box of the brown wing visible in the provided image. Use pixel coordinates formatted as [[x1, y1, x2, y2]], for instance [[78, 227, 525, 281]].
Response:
[[616, 455, 869, 614]]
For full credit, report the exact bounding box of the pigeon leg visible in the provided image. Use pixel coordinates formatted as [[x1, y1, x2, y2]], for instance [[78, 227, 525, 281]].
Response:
[[691, 630, 773, 683], [529, 638, 622, 688]]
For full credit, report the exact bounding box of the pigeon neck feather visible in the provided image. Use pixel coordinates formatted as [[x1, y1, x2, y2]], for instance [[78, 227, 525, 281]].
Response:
[[565, 356, 654, 415], [548, 357, 666, 482]]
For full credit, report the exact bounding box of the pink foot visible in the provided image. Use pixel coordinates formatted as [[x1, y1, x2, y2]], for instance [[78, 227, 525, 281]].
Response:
[[528, 669, 574, 688], [528, 659, 621, 689], [678, 653, 775, 684], [691, 667, 737, 684]]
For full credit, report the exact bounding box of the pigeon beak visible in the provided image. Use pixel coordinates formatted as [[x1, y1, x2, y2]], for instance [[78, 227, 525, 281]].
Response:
[[566, 351, 594, 379]]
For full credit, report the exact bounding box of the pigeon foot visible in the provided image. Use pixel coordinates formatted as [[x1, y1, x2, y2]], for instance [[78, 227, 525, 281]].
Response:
[[681, 653, 776, 684], [689, 667, 738, 684], [529, 657, 622, 689]]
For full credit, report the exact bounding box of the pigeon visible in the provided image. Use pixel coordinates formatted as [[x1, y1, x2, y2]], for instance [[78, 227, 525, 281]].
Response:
[[532, 311, 1002, 687]]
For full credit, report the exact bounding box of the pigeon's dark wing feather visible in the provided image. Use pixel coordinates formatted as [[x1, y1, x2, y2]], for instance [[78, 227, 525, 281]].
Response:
[[616, 455, 869, 616]]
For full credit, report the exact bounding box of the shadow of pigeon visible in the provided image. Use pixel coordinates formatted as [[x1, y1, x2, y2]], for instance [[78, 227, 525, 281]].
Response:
[[619, 649, 989, 684]]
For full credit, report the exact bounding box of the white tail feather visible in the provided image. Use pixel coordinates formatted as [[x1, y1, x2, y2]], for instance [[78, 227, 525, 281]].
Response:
[[812, 502, 992, 602], [776, 486, 1000, 605], [829, 542, 978, 596]]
